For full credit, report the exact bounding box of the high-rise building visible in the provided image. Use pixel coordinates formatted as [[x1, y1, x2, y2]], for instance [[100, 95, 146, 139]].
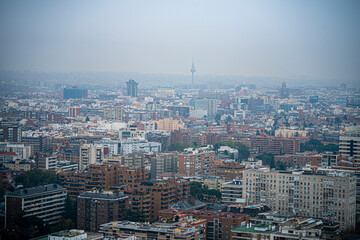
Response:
[[150, 152, 178, 179], [79, 144, 104, 170], [340, 134, 360, 166], [178, 149, 215, 176], [221, 179, 243, 205], [77, 190, 129, 232], [126, 79, 138, 97], [103, 106, 123, 122], [279, 82, 289, 99], [37, 154, 57, 170], [5, 184, 67, 231], [68, 106, 81, 117], [243, 169, 356, 230], [1, 125, 22, 142], [63, 86, 88, 99]]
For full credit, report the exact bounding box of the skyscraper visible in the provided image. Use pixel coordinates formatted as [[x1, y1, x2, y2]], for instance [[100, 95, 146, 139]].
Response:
[[190, 59, 196, 88], [126, 79, 138, 97], [279, 82, 289, 98]]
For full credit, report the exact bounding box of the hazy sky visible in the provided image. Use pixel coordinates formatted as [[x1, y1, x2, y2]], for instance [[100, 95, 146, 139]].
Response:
[[0, 0, 359, 82]]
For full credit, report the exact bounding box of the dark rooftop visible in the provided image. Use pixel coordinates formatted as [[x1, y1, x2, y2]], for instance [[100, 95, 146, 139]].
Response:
[[6, 184, 65, 197]]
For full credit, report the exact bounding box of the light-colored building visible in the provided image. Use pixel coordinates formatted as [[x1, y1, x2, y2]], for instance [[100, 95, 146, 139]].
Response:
[[243, 169, 356, 230], [121, 138, 161, 155], [0, 142, 32, 160], [79, 144, 104, 170], [275, 128, 308, 138], [3, 159, 32, 171], [103, 106, 123, 122], [221, 179, 243, 205], [100, 219, 206, 240], [151, 118, 185, 131], [38, 154, 57, 171]]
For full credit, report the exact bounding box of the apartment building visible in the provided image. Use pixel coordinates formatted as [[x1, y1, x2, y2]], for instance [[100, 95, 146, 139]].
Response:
[[77, 190, 128, 232], [0, 142, 32, 159], [5, 184, 67, 231], [250, 135, 301, 155], [179, 149, 215, 176], [243, 169, 356, 230], [339, 134, 360, 166], [150, 152, 178, 179], [100, 219, 205, 240], [160, 208, 249, 240], [120, 138, 161, 155], [274, 152, 321, 168], [103, 106, 123, 122], [37, 154, 57, 170], [79, 143, 103, 170], [60, 163, 149, 200], [221, 179, 243, 205], [214, 161, 245, 181], [124, 178, 190, 221], [152, 118, 185, 131]]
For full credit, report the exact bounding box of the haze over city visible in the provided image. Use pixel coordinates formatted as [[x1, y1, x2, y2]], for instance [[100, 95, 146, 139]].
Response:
[[1, 0, 360, 87]]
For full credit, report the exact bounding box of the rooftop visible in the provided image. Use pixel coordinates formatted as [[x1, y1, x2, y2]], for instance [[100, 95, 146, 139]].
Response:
[[232, 223, 277, 234], [6, 184, 65, 197]]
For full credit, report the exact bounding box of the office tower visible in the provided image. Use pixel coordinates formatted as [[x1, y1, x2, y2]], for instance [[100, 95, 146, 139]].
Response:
[[178, 149, 215, 176], [150, 152, 178, 179], [63, 86, 88, 99], [243, 169, 356, 230], [79, 143, 104, 170], [103, 106, 123, 122], [77, 190, 128, 232], [339, 134, 360, 166], [68, 106, 81, 117], [126, 79, 138, 97], [5, 184, 67, 231], [190, 59, 196, 88], [279, 82, 289, 98]]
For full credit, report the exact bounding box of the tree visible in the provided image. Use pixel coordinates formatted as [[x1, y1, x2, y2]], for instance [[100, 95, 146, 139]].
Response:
[[169, 142, 192, 152], [300, 139, 339, 153], [225, 115, 233, 124], [122, 209, 147, 222], [15, 169, 60, 188], [256, 153, 275, 169], [190, 182, 221, 203]]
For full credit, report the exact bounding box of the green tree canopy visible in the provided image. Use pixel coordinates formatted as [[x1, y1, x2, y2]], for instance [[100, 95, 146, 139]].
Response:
[[15, 169, 60, 188]]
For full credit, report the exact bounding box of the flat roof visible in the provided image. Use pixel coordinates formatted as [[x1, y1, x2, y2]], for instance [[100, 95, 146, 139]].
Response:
[[6, 184, 65, 197]]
